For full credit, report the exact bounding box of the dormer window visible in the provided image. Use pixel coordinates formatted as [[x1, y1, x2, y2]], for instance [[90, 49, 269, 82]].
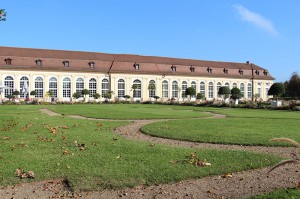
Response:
[[4, 58, 12, 65], [255, 70, 260, 75], [171, 65, 176, 72], [239, 69, 244, 75], [35, 59, 42, 66], [223, 68, 228, 74], [263, 70, 268, 76], [207, 67, 212, 74], [89, 61, 95, 68], [133, 63, 140, 70], [190, 66, 195, 72], [63, 61, 69, 67]]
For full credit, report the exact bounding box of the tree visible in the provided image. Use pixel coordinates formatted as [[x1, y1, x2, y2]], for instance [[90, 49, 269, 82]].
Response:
[[268, 82, 285, 101], [72, 91, 81, 99], [154, 96, 160, 101], [13, 90, 20, 97], [196, 93, 205, 100], [230, 87, 242, 100], [185, 87, 196, 101], [124, 95, 131, 101], [104, 91, 114, 99], [81, 89, 89, 100], [131, 84, 138, 97], [0, 9, 6, 21], [286, 72, 300, 98], [218, 86, 231, 100], [92, 93, 100, 99], [30, 90, 36, 96]]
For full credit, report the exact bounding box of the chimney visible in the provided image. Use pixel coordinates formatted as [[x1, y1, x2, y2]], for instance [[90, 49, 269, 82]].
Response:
[[246, 61, 250, 64]]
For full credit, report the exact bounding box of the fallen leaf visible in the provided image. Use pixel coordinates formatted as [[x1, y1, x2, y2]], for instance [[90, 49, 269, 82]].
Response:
[[222, 173, 233, 178]]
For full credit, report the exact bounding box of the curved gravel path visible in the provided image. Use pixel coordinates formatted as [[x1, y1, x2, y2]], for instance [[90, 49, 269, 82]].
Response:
[[1, 109, 299, 199]]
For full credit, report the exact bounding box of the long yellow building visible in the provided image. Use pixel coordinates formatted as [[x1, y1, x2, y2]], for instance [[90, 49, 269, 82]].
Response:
[[0, 46, 274, 102]]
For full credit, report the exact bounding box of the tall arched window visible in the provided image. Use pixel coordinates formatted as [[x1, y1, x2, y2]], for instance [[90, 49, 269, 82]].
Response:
[[20, 76, 29, 98], [225, 82, 230, 88], [63, 77, 71, 98], [191, 81, 196, 98], [247, 83, 252, 99], [49, 77, 58, 98], [148, 80, 156, 98], [4, 76, 14, 98], [200, 82, 205, 96], [181, 81, 187, 98], [35, 77, 44, 98], [240, 83, 245, 98], [89, 78, 97, 97], [172, 81, 178, 98], [133, 79, 141, 98], [118, 79, 125, 98], [208, 82, 214, 99], [101, 79, 109, 96], [233, 83, 237, 88], [217, 82, 222, 98], [76, 78, 84, 97], [162, 80, 168, 98]]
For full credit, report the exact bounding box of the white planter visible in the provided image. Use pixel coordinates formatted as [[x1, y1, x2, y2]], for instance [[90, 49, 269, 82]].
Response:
[[271, 100, 282, 107]]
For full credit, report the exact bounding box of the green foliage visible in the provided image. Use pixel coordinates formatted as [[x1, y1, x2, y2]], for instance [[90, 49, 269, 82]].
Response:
[[6, 94, 14, 100], [0, 9, 6, 21], [131, 84, 138, 90], [124, 95, 131, 99], [72, 91, 82, 99], [13, 90, 20, 96], [92, 93, 100, 99], [148, 83, 156, 91], [230, 87, 242, 100], [196, 93, 205, 100], [46, 90, 53, 97], [30, 90, 36, 96], [268, 82, 285, 99], [81, 89, 89, 97], [154, 96, 160, 101], [218, 86, 231, 99], [104, 91, 114, 99], [286, 72, 300, 98], [185, 87, 196, 96]]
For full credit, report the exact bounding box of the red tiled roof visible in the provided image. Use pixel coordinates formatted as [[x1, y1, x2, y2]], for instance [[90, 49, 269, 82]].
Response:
[[0, 46, 274, 80]]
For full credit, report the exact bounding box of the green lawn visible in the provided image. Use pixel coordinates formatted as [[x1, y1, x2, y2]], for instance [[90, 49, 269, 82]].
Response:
[[249, 188, 300, 199], [0, 105, 281, 192], [141, 117, 300, 146], [44, 104, 212, 119]]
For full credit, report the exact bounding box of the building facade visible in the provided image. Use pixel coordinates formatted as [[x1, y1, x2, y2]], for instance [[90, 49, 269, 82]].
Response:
[[0, 46, 274, 102]]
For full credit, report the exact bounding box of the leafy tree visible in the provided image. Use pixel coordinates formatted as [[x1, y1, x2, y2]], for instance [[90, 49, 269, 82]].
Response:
[[148, 83, 156, 91], [230, 87, 242, 100], [30, 90, 36, 96], [7, 95, 14, 100], [13, 90, 20, 96], [45, 90, 53, 97], [185, 87, 196, 96], [286, 72, 300, 98], [124, 95, 131, 101], [104, 91, 114, 99], [154, 95, 160, 101], [196, 93, 205, 100], [218, 86, 230, 99], [131, 84, 138, 97], [72, 91, 82, 99], [268, 82, 285, 101], [92, 93, 100, 99], [0, 9, 6, 21], [81, 89, 89, 99]]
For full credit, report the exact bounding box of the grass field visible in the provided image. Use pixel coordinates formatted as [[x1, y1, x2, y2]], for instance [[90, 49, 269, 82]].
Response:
[[0, 105, 282, 192]]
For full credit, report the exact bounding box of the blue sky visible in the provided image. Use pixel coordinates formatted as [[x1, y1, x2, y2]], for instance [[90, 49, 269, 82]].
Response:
[[1, 0, 299, 82]]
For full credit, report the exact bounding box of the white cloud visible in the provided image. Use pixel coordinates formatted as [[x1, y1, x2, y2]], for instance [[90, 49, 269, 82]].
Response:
[[233, 4, 279, 36]]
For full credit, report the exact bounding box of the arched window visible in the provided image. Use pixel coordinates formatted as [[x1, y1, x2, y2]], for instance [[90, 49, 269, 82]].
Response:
[[148, 80, 156, 98], [200, 82, 205, 96], [240, 83, 245, 98], [247, 83, 252, 99], [233, 83, 237, 88], [133, 79, 141, 98], [20, 76, 29, 98], [208, 82, 214, 99], [35, 77, 44, 98], [4, 76, 14, 98], [181, 81, 187, 98], [63, 77, 71, 98], [225, 82, 230, 88], [101, 79, 109, 96], [162, 80, 168, 98], [217, 82, 222, 98], [49, 77, 58, 98], [76, 78, 84, 97], [89, 78, 97, 97], [118, 79, 125, 98], [172, 81, 178, 98]]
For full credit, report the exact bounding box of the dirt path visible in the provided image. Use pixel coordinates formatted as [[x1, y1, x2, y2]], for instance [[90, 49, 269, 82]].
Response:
[[1, 109, 299, 199]]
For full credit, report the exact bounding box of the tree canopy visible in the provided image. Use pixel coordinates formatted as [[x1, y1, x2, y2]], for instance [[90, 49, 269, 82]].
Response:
[[185, 87, 196, 96], [230, 87, 242, 100], [268, 82, 285, 100], [285, 72, 300, 98], [218, 86, 231, 99], [0, 9, 6, 21]]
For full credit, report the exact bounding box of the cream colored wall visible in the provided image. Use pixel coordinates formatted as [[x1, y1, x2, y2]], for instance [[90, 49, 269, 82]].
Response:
[[0, 70, 273, 101]]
